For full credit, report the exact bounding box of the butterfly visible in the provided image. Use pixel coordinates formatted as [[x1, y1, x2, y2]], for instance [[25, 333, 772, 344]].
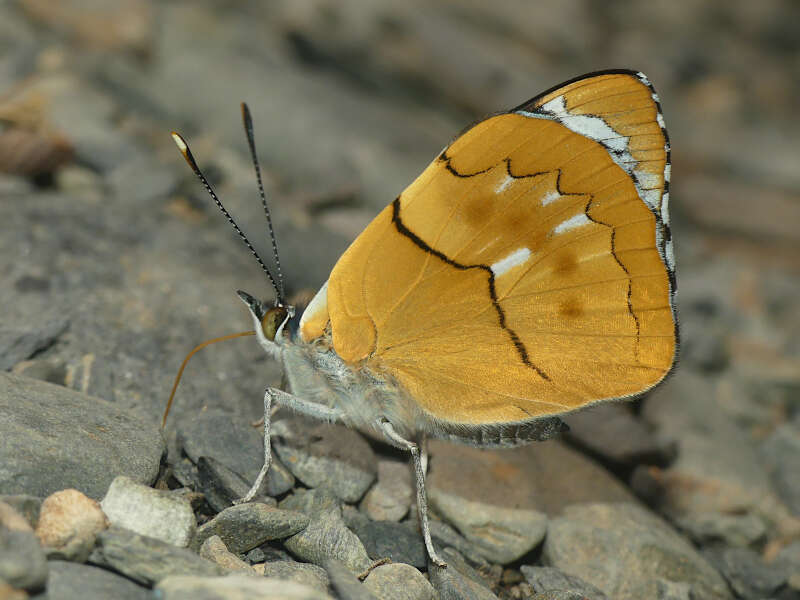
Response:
[[169, 69, 677, 568]]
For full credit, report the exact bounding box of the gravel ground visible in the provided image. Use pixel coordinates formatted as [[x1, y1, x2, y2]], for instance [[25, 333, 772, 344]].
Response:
[[1, 2, 799, 599]]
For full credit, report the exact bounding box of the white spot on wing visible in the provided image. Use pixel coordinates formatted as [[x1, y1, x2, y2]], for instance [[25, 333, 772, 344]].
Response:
[[664, 163, 671, 183], [491, 248, 531, 277], [657, 112, 666, 128], [496, 174, 514, 194], [541, 189, 561, 206], [553, 213, 592, 235], [661, 191, 671, 226], [299, 280, 328, 328]]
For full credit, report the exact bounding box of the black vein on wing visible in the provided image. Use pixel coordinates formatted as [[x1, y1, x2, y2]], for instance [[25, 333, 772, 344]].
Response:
[[391, 196, 550, 381]]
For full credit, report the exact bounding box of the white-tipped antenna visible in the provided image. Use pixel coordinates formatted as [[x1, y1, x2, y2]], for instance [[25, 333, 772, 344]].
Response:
[[171, 131, 284, 305], [240, 103, 285, 302]]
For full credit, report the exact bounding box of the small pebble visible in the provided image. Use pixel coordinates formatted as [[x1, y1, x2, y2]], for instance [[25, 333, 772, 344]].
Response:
[[363, 563, 436, 600], [192, 502, 309, 553], [35, 488, 108, 561], [101, 475, 195, 547], [360, 459, 413, 522], [199, 535, 253, 572], [280, 488, 372, 575]]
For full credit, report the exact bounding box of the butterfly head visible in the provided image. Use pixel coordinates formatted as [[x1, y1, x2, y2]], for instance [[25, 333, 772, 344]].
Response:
[[237, 290, 294, 355]]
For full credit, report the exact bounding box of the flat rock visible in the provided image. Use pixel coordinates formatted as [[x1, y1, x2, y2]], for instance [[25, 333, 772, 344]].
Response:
[[176, 409, 295, 498], [101, 475, 195, 547], [192, 502, 309, 554], [543, 502, 732, 600], [363, 563, 436, 600], [272, 416, 377, 503], [0, 372, 164, 499], [0, 316, 69, 370], [35, 560, 151, 600], [349, 519, 427, 568], [427, 439, 633, 563], [280, 488, 371, 575], [35, 488, 108, 561], [89, 526, 226, 586], [359, 459, 413, 522], [155, 574, 333, 600], [521, 566, 608, 600]]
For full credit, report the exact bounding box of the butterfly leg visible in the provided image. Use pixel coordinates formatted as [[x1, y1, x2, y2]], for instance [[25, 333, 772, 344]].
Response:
[[236, 386, 344, 503], [379, 419, 447, 568]]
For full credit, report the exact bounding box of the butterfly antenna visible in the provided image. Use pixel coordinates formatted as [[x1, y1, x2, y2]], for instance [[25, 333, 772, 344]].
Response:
[[240, 103, 285, 302], [171, 131, 284, 304]]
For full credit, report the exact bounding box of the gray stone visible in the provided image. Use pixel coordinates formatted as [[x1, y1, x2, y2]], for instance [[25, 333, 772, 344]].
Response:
[[521, 566, 608, 600], [704, 547, 788, 600], [89, 526, 226, 585], [0, 373, 165, 500], [359, 459, 413, 522], [101, 476, 195, 547], [177, 409, 294, 497], [673, 511, 767, 547], [256, 561, 330, 592], [0, 514, 47, 591], [35, 489, 108, 562], [280, 488, 372, 575], [37, 560, 151, 600], [428, 548, 499, 600], [272, 416, 377, 503], [192, 502, 309, 554], [363, 563, 436, 600], [563, 403, 676, 468], [431, 440, 622, 564], [155, 574, 332, 599], [427, 439, 636, 520], [349, 519, 427, 568], [0, 317, 69, 370], [761, 420, 800, 515], [642, 372, 785, 521], [323, 558, 380, 600], [198, 535, 252, 572], [543, 503, 732, 600]]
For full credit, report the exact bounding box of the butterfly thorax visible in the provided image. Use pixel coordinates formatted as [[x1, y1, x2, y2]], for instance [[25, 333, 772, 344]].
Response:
[[280, 330, 423, 442]]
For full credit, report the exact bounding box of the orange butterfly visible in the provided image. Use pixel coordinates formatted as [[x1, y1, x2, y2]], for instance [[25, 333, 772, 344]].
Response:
[[170, 69, 677, 568]]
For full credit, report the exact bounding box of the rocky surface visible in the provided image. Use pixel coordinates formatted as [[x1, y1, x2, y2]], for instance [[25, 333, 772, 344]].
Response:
[[1, 1, 798, 598]]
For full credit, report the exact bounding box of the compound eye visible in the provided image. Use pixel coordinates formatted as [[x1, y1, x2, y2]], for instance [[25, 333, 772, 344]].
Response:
[[260, 306, 289, 341]]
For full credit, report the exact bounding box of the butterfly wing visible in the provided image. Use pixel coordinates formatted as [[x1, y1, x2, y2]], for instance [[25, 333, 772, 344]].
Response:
[[299, 71, 676, 437]]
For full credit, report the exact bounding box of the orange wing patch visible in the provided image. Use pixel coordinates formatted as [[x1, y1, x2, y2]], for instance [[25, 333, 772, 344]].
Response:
[[305, 71, 676, 427]]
